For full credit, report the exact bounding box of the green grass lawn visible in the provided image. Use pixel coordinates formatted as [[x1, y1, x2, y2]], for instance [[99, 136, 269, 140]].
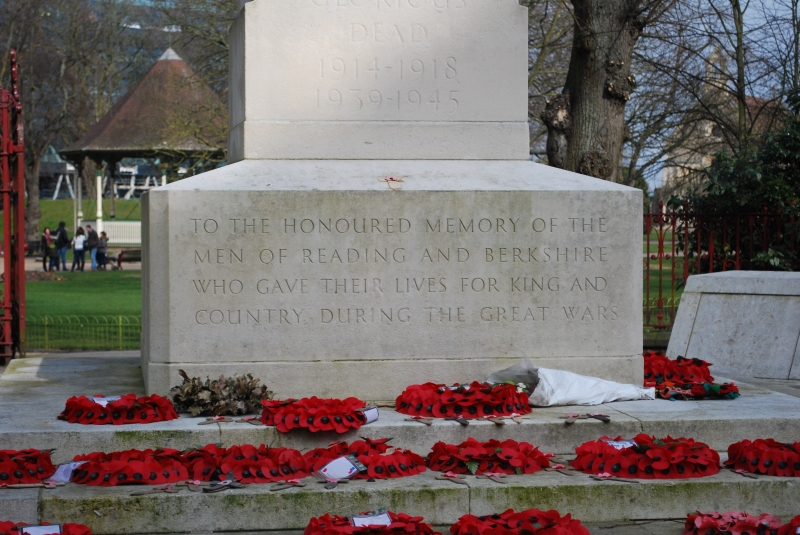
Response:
[[27, 271, 142, 317]]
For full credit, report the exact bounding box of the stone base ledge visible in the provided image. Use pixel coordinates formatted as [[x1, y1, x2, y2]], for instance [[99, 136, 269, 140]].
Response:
[[667, 271, 800, 379], [4, 380, 800, 465], [144, 356, 643, 400], [38, 470, 800, 534]]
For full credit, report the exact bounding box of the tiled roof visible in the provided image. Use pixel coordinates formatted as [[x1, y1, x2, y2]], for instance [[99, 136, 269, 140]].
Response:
[[62, 48, 225, 160]]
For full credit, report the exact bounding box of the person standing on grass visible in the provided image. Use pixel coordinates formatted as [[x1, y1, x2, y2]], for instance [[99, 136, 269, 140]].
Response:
[[97, 231, 109, 270], [55, 221, 69, 271], [85, 224, 99, 271], [71, 227, 86, 272], [40, 227, 58, 272]]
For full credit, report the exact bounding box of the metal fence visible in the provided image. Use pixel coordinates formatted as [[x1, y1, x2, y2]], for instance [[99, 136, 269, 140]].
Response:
[[27, 315, 141, 351], [644, 204, 798, 329]]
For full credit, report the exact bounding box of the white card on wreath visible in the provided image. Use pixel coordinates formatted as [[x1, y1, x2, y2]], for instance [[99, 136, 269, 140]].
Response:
[[361, 407, 379, 424], [315, 456, 358, 480], [50, 461, 87, 483], [91, 396, 121, 407], [351, 512, 392, 527], [604, 440, 637, 450], [21, 525, 62, 535]]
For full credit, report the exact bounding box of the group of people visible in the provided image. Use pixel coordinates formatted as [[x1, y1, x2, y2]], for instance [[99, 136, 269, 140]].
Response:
[[40, 222, 109, 272]]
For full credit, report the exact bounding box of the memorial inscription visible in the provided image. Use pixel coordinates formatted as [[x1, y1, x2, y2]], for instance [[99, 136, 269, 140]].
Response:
[[150, 174, 639, 383], [229, 0, 529, 159], [144, 0, 641, 397]]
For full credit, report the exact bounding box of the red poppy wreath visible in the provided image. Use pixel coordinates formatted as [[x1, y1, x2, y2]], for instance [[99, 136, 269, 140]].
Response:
[[58, 394, 179, 425], [69, 444, 310, 486], [70, 448, 188, 486], [304, 512, 439, 535], [0, 522, 91, 535], [450, 509, 589, 535], [427, 438, 551, 476], [304, 438, 426, 480], [778, 515, 800, 535], [0, 449, 56, 485], [260, 397, 369, 433], [570, 434, 720, 479], [396, 382, 531, 419], [182, 444, 309, 483], [683, 511, 782, 535], [726, 439, 800, 477], [643, 352, 739, 400]]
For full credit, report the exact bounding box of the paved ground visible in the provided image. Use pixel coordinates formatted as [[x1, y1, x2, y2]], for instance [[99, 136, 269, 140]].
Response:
[[2, 351, 800, 461], [2, 352, 799, 534]]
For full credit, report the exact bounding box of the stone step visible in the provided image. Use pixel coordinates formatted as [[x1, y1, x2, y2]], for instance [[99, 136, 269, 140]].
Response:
[[5, 470, 797, 535], [3, 356, 800, 463]]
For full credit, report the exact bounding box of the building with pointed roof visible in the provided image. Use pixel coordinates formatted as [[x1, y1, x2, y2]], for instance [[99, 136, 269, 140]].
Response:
[[61, 48, 226, 166]]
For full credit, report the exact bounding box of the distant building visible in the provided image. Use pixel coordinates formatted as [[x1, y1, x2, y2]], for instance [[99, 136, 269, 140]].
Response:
[[61, 47, 226, 188], [39, 146, 76, 200], [657, 50, 785, 209]]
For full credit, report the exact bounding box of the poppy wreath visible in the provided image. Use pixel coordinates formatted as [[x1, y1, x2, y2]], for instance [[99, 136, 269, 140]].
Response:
[[0, 449, 56, 485], [183, 444, 309, 483], [570, 434, 720, 479], [395, 382, 531, 419], [643, 351, 740, 400], [725, 439, 800, 477], [304, 438, 426, 480], [0, 522, 91, 535], [683, 512, 782, 535], [450, 509, 589, 535], [778, 515, 800, 535], [304, 512, 439, 535], [70, 448, 188, 486], [427, 438, 551, 475], [58, 394, 179, 425], [260, 397, 368, 433]]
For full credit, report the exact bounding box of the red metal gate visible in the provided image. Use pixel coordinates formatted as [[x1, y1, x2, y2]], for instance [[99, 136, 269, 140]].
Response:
[[644, 202, 798, 330], [0, 50, 26, 363]]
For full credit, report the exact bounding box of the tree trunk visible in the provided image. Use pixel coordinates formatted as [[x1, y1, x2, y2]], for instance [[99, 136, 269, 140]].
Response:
[[731, 0, 747, 149], [543, 0, 645, 182], [24, 155, 41, 243]]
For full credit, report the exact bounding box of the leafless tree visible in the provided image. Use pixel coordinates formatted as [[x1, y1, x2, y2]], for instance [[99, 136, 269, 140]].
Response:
[[528, 1, 572, 161], [0, 0, 157, 241], [541, 0, 675, 183], [760, 0, 800, 107], [633, 0, 786, 200]]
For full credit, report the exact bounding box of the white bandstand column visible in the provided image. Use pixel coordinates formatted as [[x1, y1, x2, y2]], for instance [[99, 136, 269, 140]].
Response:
[[95, 170, 103, 234]]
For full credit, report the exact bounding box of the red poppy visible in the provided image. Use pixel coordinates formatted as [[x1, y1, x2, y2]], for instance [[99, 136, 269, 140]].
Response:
[[573, 435, 717, 480], [450, 509, 589, 535], [429, 439, 549, 476], [261, 397, 368, 434], [58, 394, 178, 425], [643, 352, 739, 400], [397, 382, 530, 420], [0, 523, 94, 535], [778, 515, 800, 535]]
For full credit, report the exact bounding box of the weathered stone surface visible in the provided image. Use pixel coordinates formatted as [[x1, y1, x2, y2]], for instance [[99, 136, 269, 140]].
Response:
[[229, 0, 529, 160], [4, 355, 800, 464], [142, 160, 642, 399], [37, 470, 800, 534], [469, 470, 800, 522], [0, 489, 39, 524], [40, 474, 468, 534], [667, 272, 800, 379]]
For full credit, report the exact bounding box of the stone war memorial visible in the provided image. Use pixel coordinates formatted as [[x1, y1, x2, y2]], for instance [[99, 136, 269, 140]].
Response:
[[141, 0, 642, 399]]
